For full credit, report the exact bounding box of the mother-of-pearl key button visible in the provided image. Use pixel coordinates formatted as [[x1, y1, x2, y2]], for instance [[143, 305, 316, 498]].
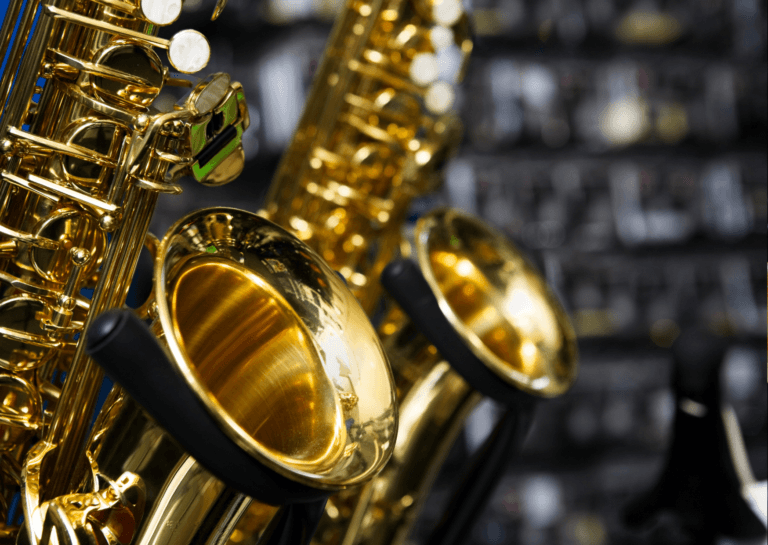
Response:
[[168, 30, 211, 74], [141, 0, 182, 25]]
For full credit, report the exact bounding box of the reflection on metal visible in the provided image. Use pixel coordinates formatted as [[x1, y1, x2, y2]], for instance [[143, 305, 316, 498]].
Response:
[[263, 0, 472, 313], [256, 0, 581, 539], [154, 208, 397, 489], [0, 0, 248, 542], [416, 210, 577, 397], [310, 210, 577, 545]]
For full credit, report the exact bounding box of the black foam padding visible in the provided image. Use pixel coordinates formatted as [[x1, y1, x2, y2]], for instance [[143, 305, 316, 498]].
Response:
[[86, 309, 332, 505], [380, 259, 532, 406], [427, 403, 535, 545]]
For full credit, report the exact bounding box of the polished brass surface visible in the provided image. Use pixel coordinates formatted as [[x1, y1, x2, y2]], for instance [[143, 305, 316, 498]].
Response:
[[417, 208, 578, 397], [313, 210, 578, 545], [170, 259, 347, 471], [14, 199, 398, 545], [2, 0, 403, 541], [155, 207, 397, 488], [258, 0, 579, 541], [263, 0, 471, 313], [0, 0, 248, 542], [54, 207, 398, 545], [51, 392, 248, 545]]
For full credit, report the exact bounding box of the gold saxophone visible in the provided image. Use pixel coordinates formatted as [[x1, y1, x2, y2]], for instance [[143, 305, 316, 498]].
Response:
[[263, 0, 472, 314], [261, 0, 579, 543], [0, 0, 248, 537], [0, 1, 397, 545]]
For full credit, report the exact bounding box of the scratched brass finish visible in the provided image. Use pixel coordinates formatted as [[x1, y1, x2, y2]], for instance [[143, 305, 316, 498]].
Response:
[[263, 0, 472, 313], [0, 0, 248, 541], [156, 208, 397, 488]]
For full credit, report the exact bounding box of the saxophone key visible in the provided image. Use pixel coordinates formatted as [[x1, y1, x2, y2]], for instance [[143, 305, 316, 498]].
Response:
[[28, 207, 106, 284], [34, 247, 90, 335], [7, 128, 116, 169], [167, 30, 210, 75], [0, 223, 59, 251], [138, 0, 183, 26], [0, 372, 42, 452], [26, 174, 120, 216], [347, 59, 422, 95], [0, 296, 61, 372], [134, 177, 182, 194], [88, 42, 164, 108], [50, 48, 161, 101]]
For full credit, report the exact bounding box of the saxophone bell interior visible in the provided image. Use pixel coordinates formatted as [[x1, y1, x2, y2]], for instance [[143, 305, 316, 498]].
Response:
[[152, 207, 398, 489], [75, 208, 398, 545], [415, 208, 578, 398]]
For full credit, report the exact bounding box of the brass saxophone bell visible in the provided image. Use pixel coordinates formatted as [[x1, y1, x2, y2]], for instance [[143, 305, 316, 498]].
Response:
[[328, 208, 578, 545], [410, 207, 578, 398], [86, 207, 397, 516], [153, 207, 398, 491]]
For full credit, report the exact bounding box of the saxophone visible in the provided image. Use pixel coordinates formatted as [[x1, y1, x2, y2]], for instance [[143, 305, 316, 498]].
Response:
[[263, 0, 472, 314], [0, 0, 248, 540], [261, 0, 579, 543], [1, 2, 399, 544]]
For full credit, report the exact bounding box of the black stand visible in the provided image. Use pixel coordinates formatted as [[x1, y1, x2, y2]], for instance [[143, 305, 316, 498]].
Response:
[[426, 404, 534, 545], [86, 310, 330, 507], [623, 329, 764, 543], [381, 259, 537, 545]]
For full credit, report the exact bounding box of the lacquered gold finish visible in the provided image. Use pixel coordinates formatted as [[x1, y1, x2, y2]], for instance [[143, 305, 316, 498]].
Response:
[[263, 0, 472, 313], [309, 210, 577, 545], [155, 208, 397, 488], [417, 208, 578, 397], [28, 392, 256, 545], [258, 0, 578, 538], [3, 0, 402, 542], [258, 0, 576, 545], [170, 259, 348, 472], [0, 0, 248, 541], [59, 208, 397, 545]]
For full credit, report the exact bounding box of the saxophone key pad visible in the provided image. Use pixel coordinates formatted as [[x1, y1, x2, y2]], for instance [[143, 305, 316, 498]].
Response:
[[168, 30, 211, 74], [429, 25, 454, 51], [140, 0, 183, 26], [424, 80, 455, 114], [409, 53, 439, 86]]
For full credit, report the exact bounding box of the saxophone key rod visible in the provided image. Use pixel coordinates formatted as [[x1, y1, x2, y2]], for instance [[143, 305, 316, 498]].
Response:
[[42, 186, 159, 501], [0, 0, 53, 136], [1, 0, 256, 539]]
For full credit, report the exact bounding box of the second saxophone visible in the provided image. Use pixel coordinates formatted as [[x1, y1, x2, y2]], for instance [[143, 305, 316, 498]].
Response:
[[261, 0, 579, 543]]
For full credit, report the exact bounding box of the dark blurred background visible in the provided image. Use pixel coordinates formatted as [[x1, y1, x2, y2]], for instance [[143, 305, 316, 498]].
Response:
[[150, 0, 767, 543]]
